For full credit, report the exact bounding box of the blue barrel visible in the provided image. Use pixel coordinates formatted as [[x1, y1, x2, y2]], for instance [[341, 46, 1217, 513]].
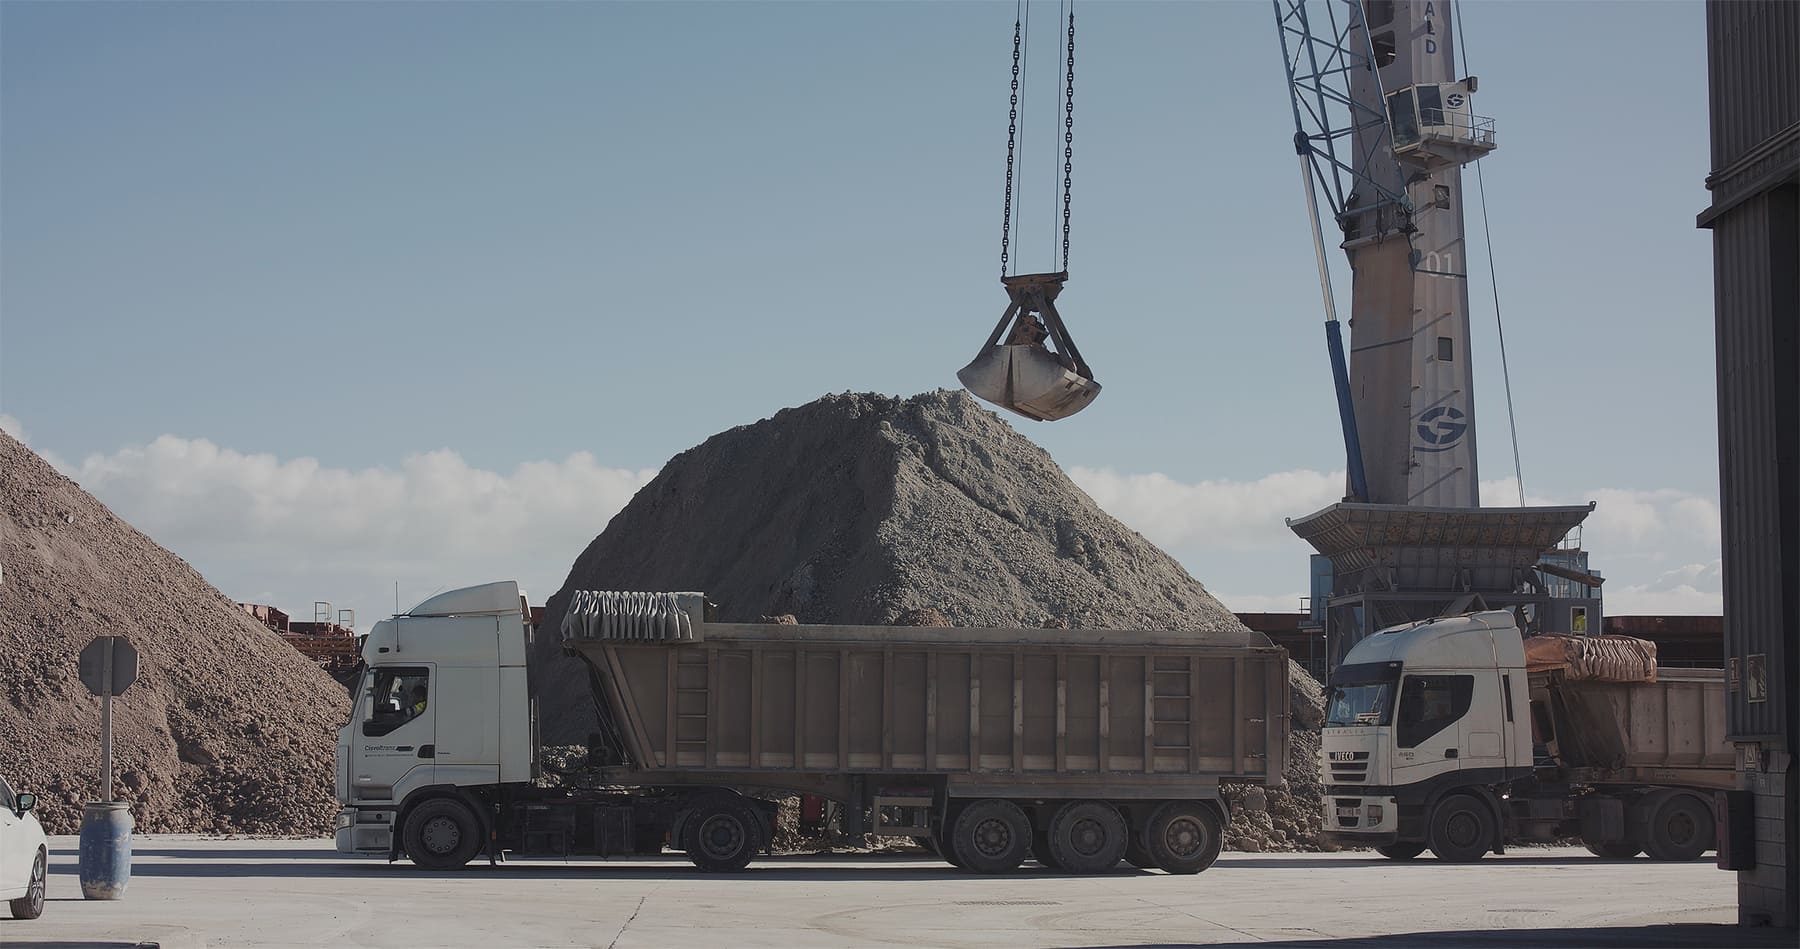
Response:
[[79, 802, 133, 900]]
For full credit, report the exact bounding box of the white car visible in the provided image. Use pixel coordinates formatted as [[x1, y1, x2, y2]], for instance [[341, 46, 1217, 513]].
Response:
[[0, 775, 46, 919]]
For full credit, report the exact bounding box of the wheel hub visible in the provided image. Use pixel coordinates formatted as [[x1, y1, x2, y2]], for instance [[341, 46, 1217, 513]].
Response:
[[422, 815, 461, 854], [1165, 817, 1203, 857], [702, 816, 745, 857], [1445, 812, 1480, 847], [975, 818, 1012, 856], [1071, 818, 1104, 856]]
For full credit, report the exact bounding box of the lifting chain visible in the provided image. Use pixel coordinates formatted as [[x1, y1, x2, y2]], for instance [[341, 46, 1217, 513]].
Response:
[[1000, 14, 1022, 280], [1061, 5, 1074, 272]]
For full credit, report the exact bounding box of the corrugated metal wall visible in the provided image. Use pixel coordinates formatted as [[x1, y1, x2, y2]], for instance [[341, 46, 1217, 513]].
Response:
[[1706, 1, 1799, 169], [1710, 188, 1798, 743]]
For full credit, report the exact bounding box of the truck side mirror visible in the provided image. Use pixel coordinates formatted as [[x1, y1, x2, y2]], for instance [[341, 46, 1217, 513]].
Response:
[[15, 792, 35, 815]]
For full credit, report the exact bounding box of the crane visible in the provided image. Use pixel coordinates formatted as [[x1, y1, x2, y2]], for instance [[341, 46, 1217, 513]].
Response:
[[1275, 0, 1495, 507], [1274, 0, 1600, 668]]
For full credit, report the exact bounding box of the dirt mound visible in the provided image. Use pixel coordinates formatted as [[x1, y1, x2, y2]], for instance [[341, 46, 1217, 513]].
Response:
[[0, 434, 347, 835], [536, 390, 1246, 734], [536, 390, 1328, 851]]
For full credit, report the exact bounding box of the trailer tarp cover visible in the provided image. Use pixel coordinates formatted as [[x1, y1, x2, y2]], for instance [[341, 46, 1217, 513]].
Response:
[[1524, 634, 1658, 683], [561, 590, 706, 642]]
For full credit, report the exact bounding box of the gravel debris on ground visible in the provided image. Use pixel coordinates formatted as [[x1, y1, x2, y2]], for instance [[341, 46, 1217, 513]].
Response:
[[0, 433, 346, 835], [534, 390, 1329, 851]]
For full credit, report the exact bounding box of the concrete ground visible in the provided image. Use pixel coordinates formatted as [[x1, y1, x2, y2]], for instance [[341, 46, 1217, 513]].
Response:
[[4, 837, 1789, 949]]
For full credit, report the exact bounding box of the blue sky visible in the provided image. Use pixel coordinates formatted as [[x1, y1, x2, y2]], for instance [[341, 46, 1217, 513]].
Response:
[[1, 1, 1723, 624]]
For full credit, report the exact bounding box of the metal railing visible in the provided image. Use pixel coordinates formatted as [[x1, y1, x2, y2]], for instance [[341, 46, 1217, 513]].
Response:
[[1410, 108, 1497, 148]]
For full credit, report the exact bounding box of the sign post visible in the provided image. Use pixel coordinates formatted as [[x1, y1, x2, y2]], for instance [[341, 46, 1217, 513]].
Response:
[[76, 635, 138, 900]]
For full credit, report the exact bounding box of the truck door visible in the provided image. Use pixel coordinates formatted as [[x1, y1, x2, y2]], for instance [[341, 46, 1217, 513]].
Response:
[[1457, 671, 1511, 778], [1392, 674, 1475, 785], [356, 665, 436, 797]]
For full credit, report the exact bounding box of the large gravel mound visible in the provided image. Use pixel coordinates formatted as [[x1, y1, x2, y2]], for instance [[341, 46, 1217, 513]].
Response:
[[536, 390, 1329, 850], [0, 433, 346, 835]]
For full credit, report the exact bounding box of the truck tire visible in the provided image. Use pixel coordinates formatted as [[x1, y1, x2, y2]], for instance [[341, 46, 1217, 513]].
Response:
[[1045, 801, 1128, 874], [1644, 795, 1713, 862], [950, 799, 1031, 874], [1034, 828, 1066, 871], [1376, 842, 1426, 861], [1123, 832, 1156, 870], [683, 797, 762, 872], [1143, 801, 1223, 875], [402, 798, 484, 870], [1582, 838, 1641, 860], [1427, 795, 1494, 863]]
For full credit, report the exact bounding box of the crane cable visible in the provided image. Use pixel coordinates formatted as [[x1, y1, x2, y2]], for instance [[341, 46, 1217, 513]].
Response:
[[1455, 7, 1526, 506], [999, 1, 1075, 279], [1000, 7, 1022, 279]]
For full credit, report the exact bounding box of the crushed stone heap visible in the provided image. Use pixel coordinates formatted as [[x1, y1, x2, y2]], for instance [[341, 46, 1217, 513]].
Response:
[[0, 433, 346, 835], [537, 390, 1331, 851]]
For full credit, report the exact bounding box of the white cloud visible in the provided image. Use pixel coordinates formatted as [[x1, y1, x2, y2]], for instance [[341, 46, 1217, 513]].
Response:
[[1607, 560, 1724, 615], [1069, 466, 1345, 552], [24, 423, 1728, 631], [63, 435, 658, 630]]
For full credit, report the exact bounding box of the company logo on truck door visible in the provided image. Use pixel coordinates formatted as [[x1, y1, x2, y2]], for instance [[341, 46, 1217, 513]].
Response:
[[1415, 405, 1468, 452]]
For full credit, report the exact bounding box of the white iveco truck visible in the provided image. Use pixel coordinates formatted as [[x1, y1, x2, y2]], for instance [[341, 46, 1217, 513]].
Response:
[[336, 581, 1290, 874], [1321, 611, 1734, 862]]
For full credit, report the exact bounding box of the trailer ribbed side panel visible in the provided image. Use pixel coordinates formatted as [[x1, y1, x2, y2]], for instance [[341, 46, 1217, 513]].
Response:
[[569, 624, 1288, 789]]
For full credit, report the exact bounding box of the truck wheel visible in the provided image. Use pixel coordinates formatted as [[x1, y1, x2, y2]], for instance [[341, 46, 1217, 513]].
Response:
[[1376, 842, 1426, 861], [1427, 795, 1494, 863], [683, 797, 761, 872], [403, 798, 483, 870], [1034, 828, 1066, 871], [1144, 801, 1223, 875], [1644, 795, 1713, 862], [1046, 801, 1127, 874], [1582, 838, 1641, 860], [1123, 830, 1156, 870], [951, 799, 1031, 873]]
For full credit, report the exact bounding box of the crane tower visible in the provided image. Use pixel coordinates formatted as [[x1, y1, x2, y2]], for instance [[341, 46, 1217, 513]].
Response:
[[1275, 0, 1599, 669]]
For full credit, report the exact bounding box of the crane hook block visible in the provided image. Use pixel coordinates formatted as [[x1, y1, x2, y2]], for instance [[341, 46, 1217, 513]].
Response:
[[957, 271, 1101, 422]]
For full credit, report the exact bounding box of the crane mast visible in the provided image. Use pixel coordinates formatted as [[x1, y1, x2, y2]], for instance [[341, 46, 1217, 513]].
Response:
[[1275, 0, 1494, 507], [1278, 1, 1599, 670]]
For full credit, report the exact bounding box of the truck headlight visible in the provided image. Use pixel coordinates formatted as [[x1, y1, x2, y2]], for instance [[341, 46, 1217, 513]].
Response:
[[1367, 804, 1384, 824]]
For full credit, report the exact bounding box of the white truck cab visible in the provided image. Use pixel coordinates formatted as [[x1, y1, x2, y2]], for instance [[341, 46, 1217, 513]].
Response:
[[1321, 611, 1532, 860], [335, 581, 536, 856]]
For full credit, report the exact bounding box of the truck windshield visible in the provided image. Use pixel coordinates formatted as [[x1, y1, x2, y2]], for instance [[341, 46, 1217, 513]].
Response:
[[1326, 662, 1400, 727], [1327, 682, 1394, 727]]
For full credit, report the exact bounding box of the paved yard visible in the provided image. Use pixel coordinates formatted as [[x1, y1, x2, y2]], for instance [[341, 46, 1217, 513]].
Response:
[[4, 837, 1784, 948]]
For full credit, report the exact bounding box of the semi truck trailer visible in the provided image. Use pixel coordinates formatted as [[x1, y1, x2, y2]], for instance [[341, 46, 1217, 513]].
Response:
[[1320, 611, 1734, 862], [335, 581, 1290, 874]]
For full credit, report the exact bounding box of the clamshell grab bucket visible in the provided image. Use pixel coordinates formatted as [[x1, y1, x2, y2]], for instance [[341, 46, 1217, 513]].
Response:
[[958, 346, 1101, 422], [957, 271, 1101, 422]]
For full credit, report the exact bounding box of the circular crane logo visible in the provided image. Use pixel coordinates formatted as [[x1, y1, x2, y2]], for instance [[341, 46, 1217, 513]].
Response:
[[1416, 405, 1468, 453]]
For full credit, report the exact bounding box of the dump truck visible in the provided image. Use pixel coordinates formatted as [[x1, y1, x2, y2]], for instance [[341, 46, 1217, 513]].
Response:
[[1320, 611, 1734, 862], [334, 581, 1290, 874]]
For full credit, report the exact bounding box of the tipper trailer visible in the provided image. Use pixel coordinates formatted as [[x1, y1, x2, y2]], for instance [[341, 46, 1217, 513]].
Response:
[[335, 582, 1290, 874], [1320, 611, 1734, 862]]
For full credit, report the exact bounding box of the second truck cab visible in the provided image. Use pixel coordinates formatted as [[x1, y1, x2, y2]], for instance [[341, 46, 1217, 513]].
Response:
[[1321, 612, 1532, 860]]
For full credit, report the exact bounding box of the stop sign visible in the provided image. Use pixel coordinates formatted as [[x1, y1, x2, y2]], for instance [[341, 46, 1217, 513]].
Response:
[[78, 636, 139, 697]]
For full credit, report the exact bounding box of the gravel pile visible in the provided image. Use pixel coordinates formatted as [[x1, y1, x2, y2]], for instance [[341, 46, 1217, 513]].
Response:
[[536, 390, 1327, 851], [0, 434, 346, 835]]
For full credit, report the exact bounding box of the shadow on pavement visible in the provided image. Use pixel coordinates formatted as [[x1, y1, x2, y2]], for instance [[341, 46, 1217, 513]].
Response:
[[1063, 925, 1796, 948]]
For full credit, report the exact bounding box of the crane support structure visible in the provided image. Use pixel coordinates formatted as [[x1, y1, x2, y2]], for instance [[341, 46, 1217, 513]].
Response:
[[1273, 0, 1493, 508]]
